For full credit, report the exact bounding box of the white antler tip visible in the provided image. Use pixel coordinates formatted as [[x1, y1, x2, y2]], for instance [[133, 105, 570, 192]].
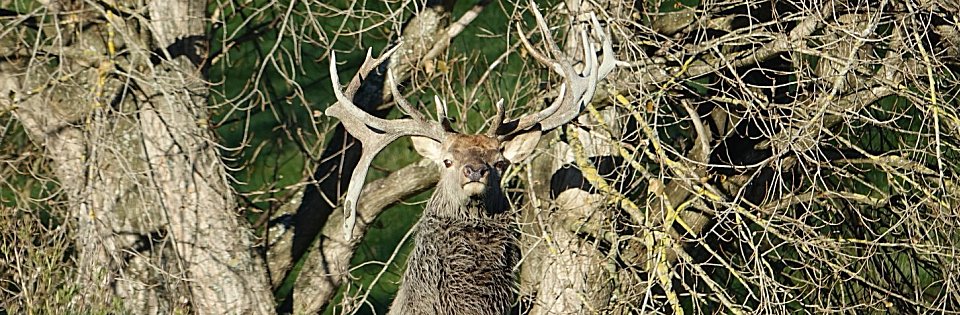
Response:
[[434, 95, 447, 117]]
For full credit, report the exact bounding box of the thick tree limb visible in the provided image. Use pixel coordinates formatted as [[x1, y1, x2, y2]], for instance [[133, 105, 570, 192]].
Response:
[[291, 158, 438, 313]]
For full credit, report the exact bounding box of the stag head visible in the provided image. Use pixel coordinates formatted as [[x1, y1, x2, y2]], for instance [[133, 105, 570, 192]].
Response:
[[327, 1, 619, 238], [410, 130, 540, 215]]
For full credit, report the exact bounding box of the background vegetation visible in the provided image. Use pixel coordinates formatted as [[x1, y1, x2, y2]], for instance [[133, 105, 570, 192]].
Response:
[[2, 0, 959, 314]]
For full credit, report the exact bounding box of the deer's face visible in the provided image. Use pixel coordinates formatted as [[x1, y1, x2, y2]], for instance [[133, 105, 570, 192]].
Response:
[[435, 135, 505, 197], [412, 132, 541, 200]]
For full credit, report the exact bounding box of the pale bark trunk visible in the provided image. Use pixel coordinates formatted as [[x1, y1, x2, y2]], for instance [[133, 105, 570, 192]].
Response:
[[141, 4, 273, 313], [2, 0, 274, 313], [518, 1, 617, 313], [522, 134, 615, 314], [532, 190, 614, 314]]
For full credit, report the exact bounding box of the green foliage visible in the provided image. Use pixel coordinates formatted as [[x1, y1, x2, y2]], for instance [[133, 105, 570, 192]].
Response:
[[0, 208, 85, 314]]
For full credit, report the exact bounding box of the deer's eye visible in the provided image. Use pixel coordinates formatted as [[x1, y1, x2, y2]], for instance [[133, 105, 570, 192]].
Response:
[[443, 159, 453, 168], [494, 160, 509, 170]]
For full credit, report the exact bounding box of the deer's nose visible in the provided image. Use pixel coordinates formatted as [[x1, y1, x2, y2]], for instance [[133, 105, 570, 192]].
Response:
[[462, 163, 489, 182]]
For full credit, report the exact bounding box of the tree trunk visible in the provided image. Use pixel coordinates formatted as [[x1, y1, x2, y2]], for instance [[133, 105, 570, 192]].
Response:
[[517, 1, 617, 313], [2, 0, 274, 313]]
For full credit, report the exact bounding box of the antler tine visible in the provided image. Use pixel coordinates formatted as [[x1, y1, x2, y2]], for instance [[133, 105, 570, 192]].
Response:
[[592, 13, 621, 79], [486, 99, 506, 136], [512, 83, 567, 131], [387, 69, 429, 122], [327, 48, 447, 239], [514, 6, 563, 77], [434, 95, 455, 132], [433, 95, 446, 121], [500, 1, 620, 135], [528, 1, 564, 68]]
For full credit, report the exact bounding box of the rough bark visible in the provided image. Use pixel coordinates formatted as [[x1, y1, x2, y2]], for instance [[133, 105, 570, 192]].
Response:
[[521, 124, 620, 314], [517, 1, 618, 313], [2, 0, 274, 312]]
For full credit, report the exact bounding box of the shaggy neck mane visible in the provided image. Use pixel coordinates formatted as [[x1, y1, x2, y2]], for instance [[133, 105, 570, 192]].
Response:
[[424, 182, 510, 220]]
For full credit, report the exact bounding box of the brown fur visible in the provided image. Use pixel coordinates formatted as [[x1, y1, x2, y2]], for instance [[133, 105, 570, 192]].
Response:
[[388, 134, 523, 315]]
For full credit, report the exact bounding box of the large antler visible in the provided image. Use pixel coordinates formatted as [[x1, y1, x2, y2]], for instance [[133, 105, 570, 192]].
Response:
[[327, 47, 447, 239], [492, 1, 620, 137]]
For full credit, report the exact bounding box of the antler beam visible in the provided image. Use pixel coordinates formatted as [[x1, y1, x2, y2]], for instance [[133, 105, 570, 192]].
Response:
[[500, 1, 621, 135], [326, 47, 447, 238]]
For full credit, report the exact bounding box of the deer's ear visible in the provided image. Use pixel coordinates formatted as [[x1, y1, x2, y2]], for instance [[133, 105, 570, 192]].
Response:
[[503, 130, 542, 163], [411, 136, 443, 162]]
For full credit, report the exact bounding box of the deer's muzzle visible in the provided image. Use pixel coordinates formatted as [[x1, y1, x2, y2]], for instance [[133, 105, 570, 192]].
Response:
[[462, 163, 490, 196], [463, 163, 489, 182]]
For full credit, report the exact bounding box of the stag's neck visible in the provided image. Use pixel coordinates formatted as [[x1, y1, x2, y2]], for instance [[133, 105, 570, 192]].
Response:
[[424, 186, 509, 221]]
